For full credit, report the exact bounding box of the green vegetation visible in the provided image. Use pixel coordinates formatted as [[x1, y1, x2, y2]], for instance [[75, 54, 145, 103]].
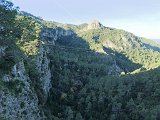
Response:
[[0, 0, 42, 72], [0, 0, 22, 71], [46, 44, 160, 119], [0, 0, 160, 119], [16, 15, 42, 56], [0, 79, 23, 95], [0, 0, 17, 45], [0, 0, 42, 98], [76, 28, 160, 68], [0, 115, 5, 120], [43, 15, 160, 120]]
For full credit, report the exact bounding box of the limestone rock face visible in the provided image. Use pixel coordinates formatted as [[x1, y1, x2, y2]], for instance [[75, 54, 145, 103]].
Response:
[[0, 46, 7, 58], [3, 61, 27, 82], [0, 91, 41, 120], [0, 61, 42, 120], [0, 26, 4, 31], [35, 43, 52, 96], [87, 20, 104, 30], [108, 61, 124, 75], [41, 27, 73, 45], [35, 27, 73, 96], [11, 61, 27, 81]]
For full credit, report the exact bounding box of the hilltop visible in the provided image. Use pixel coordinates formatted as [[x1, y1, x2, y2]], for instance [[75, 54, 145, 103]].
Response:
[[0, 1, 160, 120]]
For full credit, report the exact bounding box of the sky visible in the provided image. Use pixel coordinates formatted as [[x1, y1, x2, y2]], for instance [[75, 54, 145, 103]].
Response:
[[10, 0, 160, 39]]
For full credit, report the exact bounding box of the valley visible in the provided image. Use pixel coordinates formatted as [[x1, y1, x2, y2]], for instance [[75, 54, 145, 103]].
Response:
[[0, 1, 160, 120]]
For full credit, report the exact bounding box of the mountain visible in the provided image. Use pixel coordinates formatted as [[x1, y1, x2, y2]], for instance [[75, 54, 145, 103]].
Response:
[[0, 1, 160, 120], [48, 20, 160, 69], [152, 39, 160, 44]]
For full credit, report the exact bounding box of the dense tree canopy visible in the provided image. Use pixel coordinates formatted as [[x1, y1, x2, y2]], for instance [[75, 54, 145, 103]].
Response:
[[0, 0, 160, 119]]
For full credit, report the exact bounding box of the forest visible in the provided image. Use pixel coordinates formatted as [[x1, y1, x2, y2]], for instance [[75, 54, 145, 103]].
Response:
[[0, 0, 160, 119]]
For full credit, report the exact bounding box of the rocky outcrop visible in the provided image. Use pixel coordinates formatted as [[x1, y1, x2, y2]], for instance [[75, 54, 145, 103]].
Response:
[[35, 43, 52, 96], [0, 61, 42, 120], [0, 26, 4, 32], [35, 27, 73, 96], [108, 61, 124, 75], [0, 91, 41, 120], [41, 27, 73, 45], [0, 46, 7, 58], [87, 20, 104, 30], [0, 27, 66, 118], [3, 61, 27, 82]]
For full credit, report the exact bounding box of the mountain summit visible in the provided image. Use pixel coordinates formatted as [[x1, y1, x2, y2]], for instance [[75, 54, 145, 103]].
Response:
[[0, 1, 160, 119], [87, 20, 104, 29]]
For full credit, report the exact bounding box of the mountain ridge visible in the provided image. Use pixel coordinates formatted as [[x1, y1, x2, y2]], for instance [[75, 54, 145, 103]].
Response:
[[0, 1, 160, 119], [152, 39, 160, 44]]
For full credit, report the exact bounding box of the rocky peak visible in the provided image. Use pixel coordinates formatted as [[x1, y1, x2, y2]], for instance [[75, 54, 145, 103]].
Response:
[[87, 20, 104, 29]]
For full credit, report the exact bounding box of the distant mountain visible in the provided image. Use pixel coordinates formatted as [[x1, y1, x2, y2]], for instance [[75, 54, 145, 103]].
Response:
[[152, 39, 160, 44], [46, 20, 160, 68]]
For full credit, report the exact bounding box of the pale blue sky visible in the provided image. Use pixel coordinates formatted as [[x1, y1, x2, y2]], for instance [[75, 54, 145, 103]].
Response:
[[10, 0, 160, 39]]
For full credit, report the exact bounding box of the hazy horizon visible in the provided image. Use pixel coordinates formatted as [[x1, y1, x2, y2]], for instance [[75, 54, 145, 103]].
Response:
[[10, 0, 160, 40]]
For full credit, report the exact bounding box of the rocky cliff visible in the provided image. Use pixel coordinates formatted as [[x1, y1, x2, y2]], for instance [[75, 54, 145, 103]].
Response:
[[0, 61, 41, 119], [0, 26, 75, 119], [0, 1, 160, 119]]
